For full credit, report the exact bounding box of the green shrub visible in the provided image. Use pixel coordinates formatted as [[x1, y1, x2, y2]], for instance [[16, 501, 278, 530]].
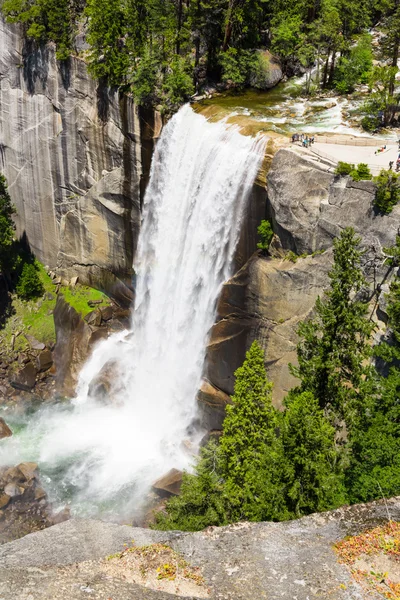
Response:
[[374, 169, 400, 214], [361, 114, 380, 132], [336, 162, 372, 180], [16, 262, 44, 300], [335, 161, 354, 176], [349, 169, 360, 181], [355, 163, 372, 180], [257, 219, 274, 254]]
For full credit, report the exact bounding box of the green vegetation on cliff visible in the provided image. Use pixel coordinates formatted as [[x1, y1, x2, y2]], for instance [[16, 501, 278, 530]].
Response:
[[0, 173, 110, 356], [290, 228, 375, 424], [156, 228, 400, 531]]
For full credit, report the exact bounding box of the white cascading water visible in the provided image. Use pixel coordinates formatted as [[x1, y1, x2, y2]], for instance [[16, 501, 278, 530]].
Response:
[[0, 105, 266, 518]]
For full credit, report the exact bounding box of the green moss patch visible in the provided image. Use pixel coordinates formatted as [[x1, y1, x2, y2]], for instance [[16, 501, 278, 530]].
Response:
[[0, 261, 110, 359]]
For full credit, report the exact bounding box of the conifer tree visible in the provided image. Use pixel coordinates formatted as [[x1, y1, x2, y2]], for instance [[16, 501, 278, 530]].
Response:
[[281, 391, 347, 517], [218, 340, 285, 522], [291, 227, 375, 425], [155, 341, 285, 530], [85, 0, 129, 84]]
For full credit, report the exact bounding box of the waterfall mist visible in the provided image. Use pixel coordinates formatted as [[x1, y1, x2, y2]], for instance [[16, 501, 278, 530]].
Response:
[[0, 105, 267, 519]]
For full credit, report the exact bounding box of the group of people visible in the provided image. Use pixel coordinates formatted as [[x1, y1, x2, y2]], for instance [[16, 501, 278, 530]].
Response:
[[291, 133, 315, 148]]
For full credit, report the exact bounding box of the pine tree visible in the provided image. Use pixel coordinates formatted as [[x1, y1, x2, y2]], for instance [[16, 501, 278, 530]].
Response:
[[219, 340, 285, 522], [16, 262, 44, 300], [281, 391, 347, 517], [85, 0, 129, 85], [291, 227, 375, 425], [155, 341, 286, 530]]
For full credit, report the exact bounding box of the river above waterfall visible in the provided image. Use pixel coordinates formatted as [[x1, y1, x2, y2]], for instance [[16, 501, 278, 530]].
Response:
[[197, 78, 398, 139]]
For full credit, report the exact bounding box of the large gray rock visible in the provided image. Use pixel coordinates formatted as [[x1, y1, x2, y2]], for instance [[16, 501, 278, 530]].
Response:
[[0, 18, 161, 304], [53, 295, 93, 397], [267, 148, 400, 255], [249, 50, 283, 90], [0, 498, 398, 599]]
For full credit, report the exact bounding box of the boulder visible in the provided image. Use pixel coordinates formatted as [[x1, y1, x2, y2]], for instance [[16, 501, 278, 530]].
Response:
[[18, 463, 39, 482], [10, 362, 37, 391], [100, 305, 113, 321], [88, 359, 120, 402], [24, 334, 45, 351], [0, 494, 10, 509], [84, 310, 102, 327], [36, 349, 53, 372], [4, 483, 24, 498], [249, 50, 283, 90], [152, 469, 183, 497], [0, 418, 12, 439]]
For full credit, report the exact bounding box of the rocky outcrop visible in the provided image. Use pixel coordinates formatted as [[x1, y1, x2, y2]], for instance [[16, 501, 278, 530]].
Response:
[[0, 418, 12, 439], [0, 18, 161, 304], [53, 295, 130, 397], [267, 148, 400, 255], [0, 497, 398, 598], [204, 147, 400, 417], [152, 469, 183, 497], [204, 251, 332, 407]]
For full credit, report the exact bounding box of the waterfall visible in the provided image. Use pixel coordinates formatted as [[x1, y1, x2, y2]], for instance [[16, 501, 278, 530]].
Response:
[[0, 105, 267, 518]]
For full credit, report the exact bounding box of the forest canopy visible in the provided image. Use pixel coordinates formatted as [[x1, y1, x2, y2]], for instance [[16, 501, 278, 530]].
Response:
[[1, 0, 400, 118]]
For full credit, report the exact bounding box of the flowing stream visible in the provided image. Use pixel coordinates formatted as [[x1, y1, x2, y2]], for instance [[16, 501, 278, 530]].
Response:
[[0, 105, 266, 519]]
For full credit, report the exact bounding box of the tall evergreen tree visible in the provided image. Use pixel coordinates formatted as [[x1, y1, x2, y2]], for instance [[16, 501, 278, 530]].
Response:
[[291, 227, 375, 425], [155, 341, 285, 530], [154, 440, 228, 531], [219, 340, 285, 522], [85, 0, 129, 84]]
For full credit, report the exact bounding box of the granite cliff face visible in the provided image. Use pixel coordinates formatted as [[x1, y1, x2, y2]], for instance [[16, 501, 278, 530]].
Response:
[[0, 18, 161, 304]]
